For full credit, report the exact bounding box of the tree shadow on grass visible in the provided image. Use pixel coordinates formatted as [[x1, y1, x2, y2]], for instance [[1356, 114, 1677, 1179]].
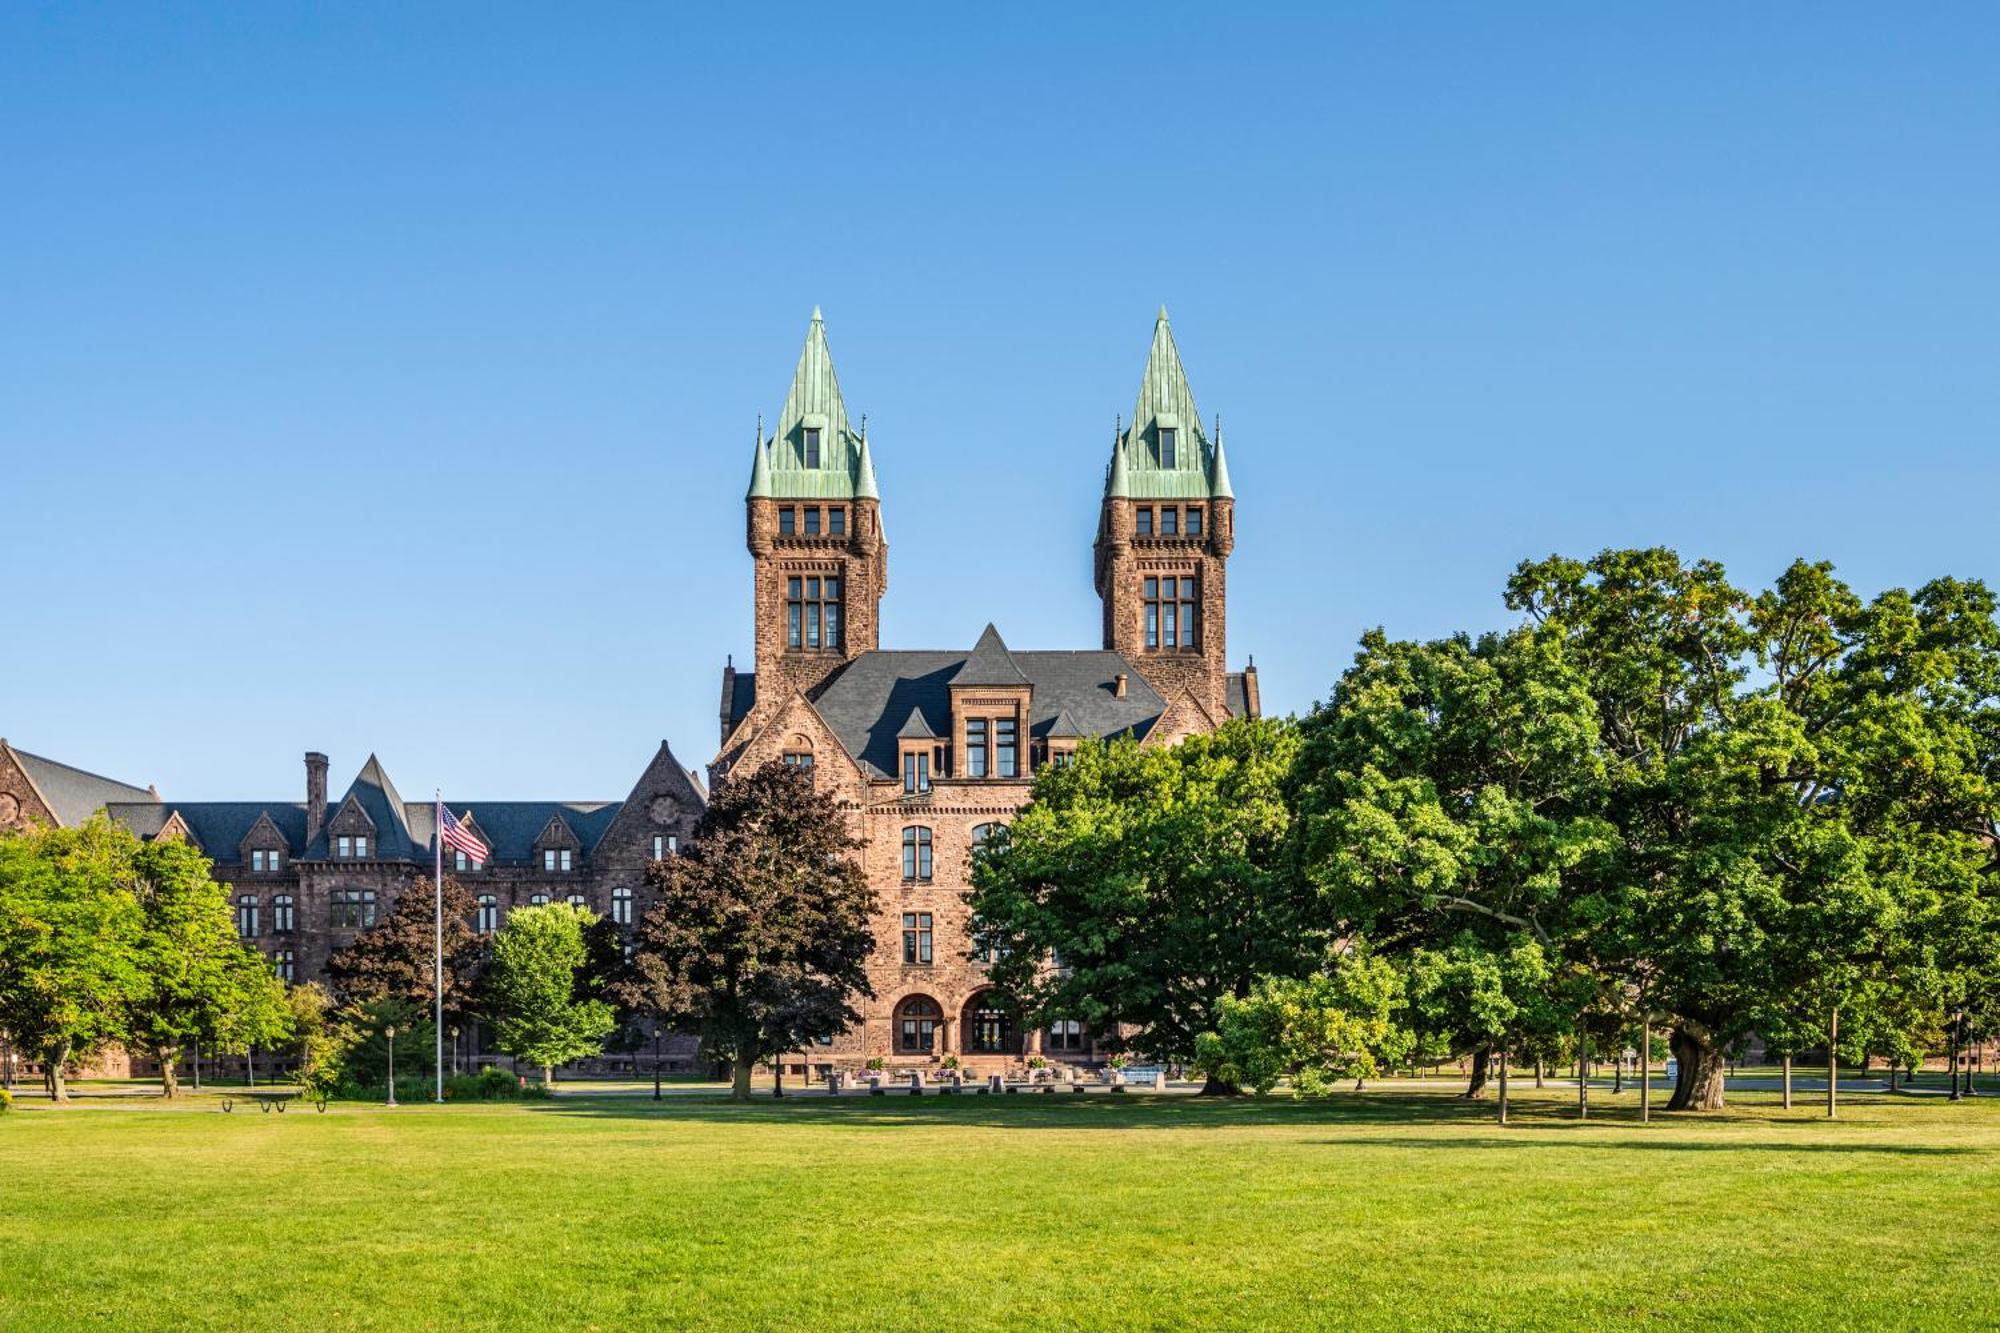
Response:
[[1306, 1135, 1976, 1156]]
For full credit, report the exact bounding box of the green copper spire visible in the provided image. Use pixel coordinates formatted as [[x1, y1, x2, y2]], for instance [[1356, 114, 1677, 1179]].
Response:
[[1105, 421, 1130, 498], [746, 414, 772, 499], [1109, 306, 1225, 500], [854, 416, 880, 501], [763, 307, 869, 499], [1210, 415, 1234, 500]]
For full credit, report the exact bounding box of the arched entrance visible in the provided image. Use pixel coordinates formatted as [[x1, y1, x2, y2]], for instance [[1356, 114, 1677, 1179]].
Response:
[[893, 994, 944, 1055], [960, 991, 1021, 1056]]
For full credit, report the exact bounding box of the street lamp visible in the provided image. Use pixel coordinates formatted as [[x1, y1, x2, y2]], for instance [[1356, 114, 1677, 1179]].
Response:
[[449, 1026, 460, 1078], [385, 1025, 398, 1107], [653, 1025, 663, 1102]]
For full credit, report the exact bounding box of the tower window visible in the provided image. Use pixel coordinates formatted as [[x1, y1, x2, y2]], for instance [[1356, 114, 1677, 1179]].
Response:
[[779, 506, 796, 536], [965, 719, 988, 778], [829, 507, 846, 536], [1136, 507, 1153, 536], [1161, 507, 1179, 536], [901, 911, 934, 963], [1187, 506, 1203, 536], [995, 718, 1018, 778], [803, 427, 821, 468], [1144, 576, 1199, 651], [901, 826, 933, 881], [786, 575, 843, 650], [804, 507, 821, 536], [1159, 428, 1177, 468]]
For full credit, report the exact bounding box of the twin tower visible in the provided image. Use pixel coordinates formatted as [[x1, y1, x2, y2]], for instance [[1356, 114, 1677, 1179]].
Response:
[[742, 307, 1242, 726]]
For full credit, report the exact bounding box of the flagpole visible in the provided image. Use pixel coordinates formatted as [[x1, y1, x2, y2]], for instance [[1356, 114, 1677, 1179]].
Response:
[[435, 789, 445, 1104]]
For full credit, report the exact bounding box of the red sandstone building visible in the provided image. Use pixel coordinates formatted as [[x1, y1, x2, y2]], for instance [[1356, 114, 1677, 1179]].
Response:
[[0, 308, 1255, 1080]]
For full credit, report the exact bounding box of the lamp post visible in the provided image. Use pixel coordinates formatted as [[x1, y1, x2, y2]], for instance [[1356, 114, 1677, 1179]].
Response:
[[653, 1025, 663, 1102], [385, 1025, 398, 1108], [449, 1026, 460, 1078]]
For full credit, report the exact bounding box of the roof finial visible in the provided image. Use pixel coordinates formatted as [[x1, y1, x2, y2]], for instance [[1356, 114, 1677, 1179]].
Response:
[[756, 413, 763, 444], [811, 304, 823, 322], [1157, 303, 1169, 322]]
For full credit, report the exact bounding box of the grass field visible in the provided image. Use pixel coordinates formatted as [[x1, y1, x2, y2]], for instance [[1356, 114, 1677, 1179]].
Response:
[[3, 1086, 1997, 1331]]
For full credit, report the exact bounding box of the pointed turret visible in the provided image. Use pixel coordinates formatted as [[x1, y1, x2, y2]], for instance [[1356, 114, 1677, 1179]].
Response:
[[855, 419, 880, 501], [1105, 425, 1130, 498], [1111, 306, 1222, 499], [1210, 418, 1234, 500], [746, 425, 772, 500], [762, 306, 870, 498]]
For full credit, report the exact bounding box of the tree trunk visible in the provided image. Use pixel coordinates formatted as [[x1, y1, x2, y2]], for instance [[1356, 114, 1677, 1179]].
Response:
[[1534, 1059, 1544, 1089], [1781, 1054, 1792, 1109], [1665, 1026, 1726, 1111], [156, 1045, 181, 1098], [731, 1057, 754, 1101], [543, 1064, 555, 1088], [1197, 1074, 1241, 1096], [1460, 1046, 1491, 1099]]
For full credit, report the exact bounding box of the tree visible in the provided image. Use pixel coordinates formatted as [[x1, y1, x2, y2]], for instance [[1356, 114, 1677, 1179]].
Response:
[[323, 873, 485, 1023], [969, 718, 1312, 1091], [123, 835, 269, 1096], [283, 982, 349, 1103], [482, 902, 616, 1085], [1195, 953, 1414, 1097], [621, 761, 876, 1100], [209, 949, 293, 1085], [1291, 628, 1611, 1101], [0, 818, 145, 1102]]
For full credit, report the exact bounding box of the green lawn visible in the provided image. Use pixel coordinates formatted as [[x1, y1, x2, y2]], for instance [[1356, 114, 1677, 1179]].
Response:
[[2, 1087, 1996, 1330]]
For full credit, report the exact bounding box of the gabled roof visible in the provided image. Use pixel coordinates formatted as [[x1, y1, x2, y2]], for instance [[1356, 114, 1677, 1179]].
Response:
[[810, 649, 1167, 779], [108, 801, 317, 858], [1106, 307, 1229, 501], [3, 740, 156, 827], [896, 708, 939, 740], [756, 307, 871, 500], [952, 624, 1030, 688], [1046, 707, 1086, 740]]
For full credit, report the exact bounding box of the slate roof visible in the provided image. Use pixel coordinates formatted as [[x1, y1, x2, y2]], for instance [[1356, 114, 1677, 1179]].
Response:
[[5, 743, 156, 827], [106, 801, 316, 857], [811, 648, 1168, 779], [954, 624, 1031, 687], [1103, 308, 1230, 502]]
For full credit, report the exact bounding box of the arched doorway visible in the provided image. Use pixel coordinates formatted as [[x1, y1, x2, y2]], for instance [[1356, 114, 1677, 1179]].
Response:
[[960, 991, 1020, 1056], [894, 994, 944, 1055]]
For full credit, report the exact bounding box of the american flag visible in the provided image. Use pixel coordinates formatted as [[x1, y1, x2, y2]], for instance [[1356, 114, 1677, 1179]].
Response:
[[436, 801, 491, 866]]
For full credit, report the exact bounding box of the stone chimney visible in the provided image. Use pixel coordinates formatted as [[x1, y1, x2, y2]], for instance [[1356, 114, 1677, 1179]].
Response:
[[305, 751, 329, 844], [1114, 673, 1128, 699]]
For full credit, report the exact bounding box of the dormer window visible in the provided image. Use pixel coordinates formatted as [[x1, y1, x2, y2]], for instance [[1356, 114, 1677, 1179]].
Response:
[[1161, 507, 1179, 536], [1136, 507, 1153, 536], [251, 849, 284, 873], [1159, 427, 1177, 468], [336, 835, 369, 859], [902, 749, 931, 794], [829, 506, 846, 536], [454, 850, 482, 872], [543, 848, 573, 873], [779, 506, 796, 536], [803, 427, 822, 468], [804, 507, 821, 537]]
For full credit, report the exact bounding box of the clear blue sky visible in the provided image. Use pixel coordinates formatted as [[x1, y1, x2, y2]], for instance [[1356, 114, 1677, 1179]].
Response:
[[5, 5, 1997, 801]]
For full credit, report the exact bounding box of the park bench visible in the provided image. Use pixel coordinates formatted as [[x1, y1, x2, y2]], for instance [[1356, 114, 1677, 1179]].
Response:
[[220, 1091, 301, 1114]]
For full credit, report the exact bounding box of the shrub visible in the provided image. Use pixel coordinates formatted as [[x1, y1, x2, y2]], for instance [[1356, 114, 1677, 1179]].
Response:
[[0, 1087, 12, 1115], [440, 1066, 548, 1101]]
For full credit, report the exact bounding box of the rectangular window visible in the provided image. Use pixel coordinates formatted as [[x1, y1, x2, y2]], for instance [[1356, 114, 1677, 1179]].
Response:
[[782, 751, 814, 769], [454, 850, 481, 872], [829, 507, 846, 536], [1187, 506, 1203, 536], [1144, 574, 1198, 651], [337, 835, 350, 858], [355, 835, 368, 859], [902, 750, 930, 795], [965, 719, 987, 778], [1047, 1019, 1085, 1052], [996, 718, 1018, 778], [901, 827, 933, 881], [787, 575, 842, 650], [1159, 428, 1177, 468], [273, 895, 294, 934], [275, 950, 295, 983], [1136, 507, 1153, 536], [543, 848, 572, 873], [804, 507, 821, 536], [1161, 507, 1179, 536], [476, 895, 498, 935], [653, 834, 674, 860], [329, 889, 376, 930], [803, 427, 821, 468], [236, 897, 258, 938], [612, 889, 634, 926], [902, 911, 933, 964], [779, 506, 796, 536]]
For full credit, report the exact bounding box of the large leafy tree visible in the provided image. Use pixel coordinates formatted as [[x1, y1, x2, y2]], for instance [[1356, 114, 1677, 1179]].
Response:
[[323, 873, 485, 1024], [123, 835, 273, 1097], [1194, 953, 1414, 1097], [482, 902, 617, 1085], [1291, 628, 1610, 1098], [968, 717, 1311, 1090], [0, 818, 145, 1101], [620, 761, 875, 1100]]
